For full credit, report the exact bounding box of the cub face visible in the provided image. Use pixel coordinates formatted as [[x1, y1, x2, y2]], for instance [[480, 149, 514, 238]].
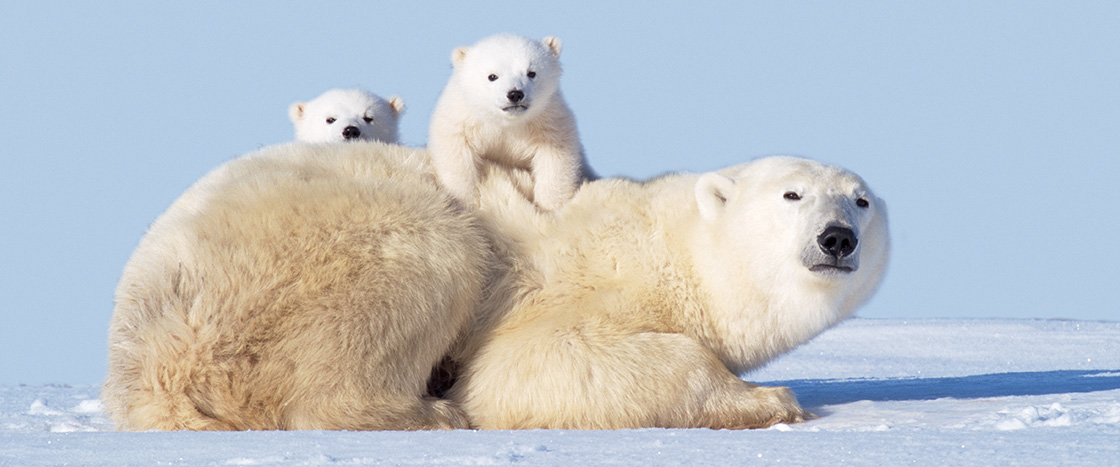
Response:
[[450, 35, 563, 122], [289, 89, 404, 143]]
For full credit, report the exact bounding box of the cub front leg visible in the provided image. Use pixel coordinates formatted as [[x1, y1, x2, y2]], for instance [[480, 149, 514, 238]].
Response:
[[529, 144, 583, 212], [431, 139, 481, 208]]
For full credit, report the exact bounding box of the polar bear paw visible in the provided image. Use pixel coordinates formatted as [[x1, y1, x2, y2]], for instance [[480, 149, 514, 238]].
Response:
[[750, 385, 809, 428], [425, 398, 472, 430]]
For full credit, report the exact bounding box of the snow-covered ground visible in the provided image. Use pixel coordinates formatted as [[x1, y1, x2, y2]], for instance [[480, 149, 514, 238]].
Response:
[[3, 319, 1118, 465]]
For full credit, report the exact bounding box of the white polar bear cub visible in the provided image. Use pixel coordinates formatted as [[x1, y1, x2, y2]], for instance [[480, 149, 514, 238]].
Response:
[[290, 88, 405, 143], [450, 156, 890, 430], [428, 34, 592, 211]]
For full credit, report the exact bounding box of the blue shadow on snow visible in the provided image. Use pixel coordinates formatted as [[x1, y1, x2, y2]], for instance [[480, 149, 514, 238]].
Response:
[[765, 370, 1120, 408]]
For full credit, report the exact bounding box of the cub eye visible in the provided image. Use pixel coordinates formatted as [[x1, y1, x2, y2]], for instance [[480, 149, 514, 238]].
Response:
[[856, 198, 870, 208], [488, 74, 498, 81], [527, 71, 536, 79], [363, 116, 373, 123], [783, 192, 801, 201], [325, 117, 336, 124]]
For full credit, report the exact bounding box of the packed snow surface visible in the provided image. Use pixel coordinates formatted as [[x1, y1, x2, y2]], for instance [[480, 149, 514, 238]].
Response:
[[3, 319, 1118, 465]]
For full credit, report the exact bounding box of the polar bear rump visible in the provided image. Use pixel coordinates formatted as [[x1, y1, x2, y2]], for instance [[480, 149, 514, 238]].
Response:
[[104, 142, 487, 431]]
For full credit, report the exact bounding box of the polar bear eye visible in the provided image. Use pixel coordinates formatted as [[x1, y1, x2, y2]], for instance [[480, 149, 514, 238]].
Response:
[[326, 117, 336, 124], [783, 192, 801, 201], [363, 116, 373, 123], [856, 198, 870, 208], [488, 74, 499, 82], [527, 71, 536, 79]]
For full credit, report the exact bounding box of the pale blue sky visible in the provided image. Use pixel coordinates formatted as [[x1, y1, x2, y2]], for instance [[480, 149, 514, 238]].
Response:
[[2, 1, 1117, 385]]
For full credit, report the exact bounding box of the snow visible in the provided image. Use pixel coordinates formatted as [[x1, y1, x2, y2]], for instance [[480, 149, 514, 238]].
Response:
[[2, 319, 1118, 465]]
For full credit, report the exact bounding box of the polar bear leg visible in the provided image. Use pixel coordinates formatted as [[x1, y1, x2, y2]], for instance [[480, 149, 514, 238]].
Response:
[[529, 145, 581, 212], [455, 316, 806, 429], [431, 140, 481, 207], [688, 367, 808, 430], [284, 393, 468, 431]]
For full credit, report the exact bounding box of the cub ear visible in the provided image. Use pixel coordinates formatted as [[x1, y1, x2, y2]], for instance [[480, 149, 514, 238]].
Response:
[[542, 36, 562, 57], [695, 172, 737, 221], [451, 46, 469, 66], [387, 96, 405, 115], [288, 102, 306, 124]]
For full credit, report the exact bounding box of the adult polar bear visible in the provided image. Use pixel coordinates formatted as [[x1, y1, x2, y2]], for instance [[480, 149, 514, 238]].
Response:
[[451, 155, 889, 429], [104, 142, 888, 431]]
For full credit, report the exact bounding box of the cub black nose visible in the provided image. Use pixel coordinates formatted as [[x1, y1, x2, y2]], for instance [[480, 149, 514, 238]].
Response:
[[342, 126, 361, 140], [507, 90, 524, 103], [818, 226, 858, 259]]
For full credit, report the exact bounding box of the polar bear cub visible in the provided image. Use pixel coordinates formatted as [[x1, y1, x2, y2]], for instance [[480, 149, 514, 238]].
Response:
[[428, 34, 592, 211], [450, 156, 890, 430], [289, 88, 405, 143]]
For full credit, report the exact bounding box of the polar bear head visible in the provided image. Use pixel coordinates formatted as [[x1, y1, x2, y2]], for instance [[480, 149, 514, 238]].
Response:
[[449, 34, 563, 122], [289, 88, 405, 143], [692, 156, 889, 360]]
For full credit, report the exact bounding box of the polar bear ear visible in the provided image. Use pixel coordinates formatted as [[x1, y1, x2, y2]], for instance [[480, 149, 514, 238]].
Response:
[[288, 102, 306, 124], [542, 36, 562, 57], [695, 173, 737, 221], [387, 96, 405, 115], [451, 46, 470, 67]]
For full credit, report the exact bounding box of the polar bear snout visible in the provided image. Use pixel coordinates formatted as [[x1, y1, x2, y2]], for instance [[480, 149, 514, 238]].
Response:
[[342, 126, 361, 140], [818, 226, 857, 259], [803, 225, 860, 275], [503, 89, 529, 113]]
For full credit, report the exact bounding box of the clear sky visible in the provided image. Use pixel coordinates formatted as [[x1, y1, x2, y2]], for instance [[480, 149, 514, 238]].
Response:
[[1, 1, 1117, 385]]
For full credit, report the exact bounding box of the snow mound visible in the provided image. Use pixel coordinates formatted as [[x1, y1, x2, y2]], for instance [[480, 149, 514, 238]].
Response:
[[2, 385, 113, 433]]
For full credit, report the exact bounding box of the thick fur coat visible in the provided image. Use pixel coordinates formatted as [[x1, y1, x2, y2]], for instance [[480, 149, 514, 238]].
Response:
[[105, 142, 888, 431], [104, 142, 488, 431]]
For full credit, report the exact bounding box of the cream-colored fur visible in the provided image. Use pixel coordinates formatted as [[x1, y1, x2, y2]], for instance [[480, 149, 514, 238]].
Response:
[[428, 34, 592, 212], [103, 142, 489, 431], [449, 156, 890, 429], [105, 141, 888, 432]]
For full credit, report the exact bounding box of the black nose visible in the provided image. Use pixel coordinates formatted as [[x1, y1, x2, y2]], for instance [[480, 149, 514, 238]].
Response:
[[342, 126, 361, 140], [507, 90, 524, 103], [818, 226, 858, 259]]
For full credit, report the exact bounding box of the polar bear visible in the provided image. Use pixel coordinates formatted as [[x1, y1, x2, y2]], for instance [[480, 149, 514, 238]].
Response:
[[448, 155, 890, 429], [103, 142, 487, 431], [289, 88, 405, 143], [105, 140, 888, 431], [428, 34, 593, 212]]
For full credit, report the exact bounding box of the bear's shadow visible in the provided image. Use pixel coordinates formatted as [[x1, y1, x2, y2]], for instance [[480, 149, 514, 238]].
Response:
[[763, 369, 1120, 408]]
